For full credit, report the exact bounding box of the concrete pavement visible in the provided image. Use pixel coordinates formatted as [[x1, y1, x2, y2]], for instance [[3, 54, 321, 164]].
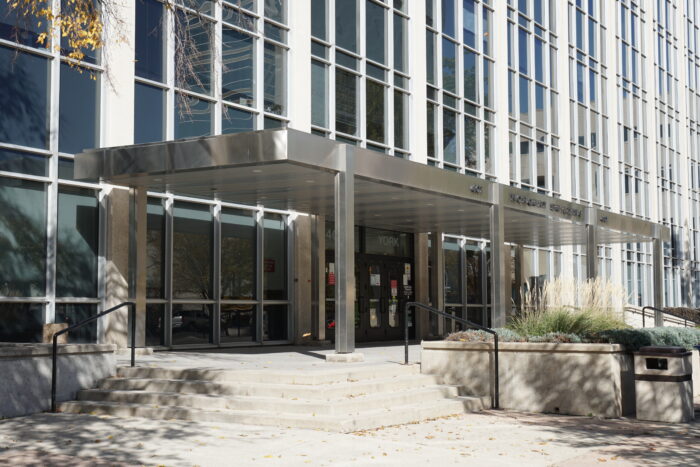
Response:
[[0, 408, 698, 466]]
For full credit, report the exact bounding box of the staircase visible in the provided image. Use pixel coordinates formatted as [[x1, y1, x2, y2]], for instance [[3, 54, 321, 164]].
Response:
[[58, 364, 488, 432]]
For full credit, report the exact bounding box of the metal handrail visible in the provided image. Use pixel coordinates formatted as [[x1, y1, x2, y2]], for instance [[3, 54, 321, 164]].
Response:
[[641, 305, 663, 328], [404, 302, 499, 409], [51, 301, 136, 412]]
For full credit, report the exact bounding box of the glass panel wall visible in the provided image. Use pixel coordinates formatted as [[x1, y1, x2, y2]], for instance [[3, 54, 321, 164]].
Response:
[[172, 202, 213, 300]]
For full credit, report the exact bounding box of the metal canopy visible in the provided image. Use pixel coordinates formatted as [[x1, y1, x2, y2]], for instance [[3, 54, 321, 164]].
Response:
[[75, 128, 669, 246]]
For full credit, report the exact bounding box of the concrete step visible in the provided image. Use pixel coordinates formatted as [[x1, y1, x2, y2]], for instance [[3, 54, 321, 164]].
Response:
[[116, 363, 420, 385], [99, 373, 442, 399], [76, 384, 461, 415], [58, 396, 486, 432]]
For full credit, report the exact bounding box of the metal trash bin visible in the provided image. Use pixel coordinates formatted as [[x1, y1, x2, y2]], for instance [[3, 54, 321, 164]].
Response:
[[634, 346, 694, 423]]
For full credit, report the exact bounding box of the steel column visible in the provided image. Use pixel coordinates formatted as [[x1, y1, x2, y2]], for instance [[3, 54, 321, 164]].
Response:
[[429, 231, 445, 336], [128, 187, 148, 347], [489, 186, 507, 328], [586, 224, 598, 280], [311, 215, 326, 341], [652, 236, 665, 327], [334, 146, 355, 354]]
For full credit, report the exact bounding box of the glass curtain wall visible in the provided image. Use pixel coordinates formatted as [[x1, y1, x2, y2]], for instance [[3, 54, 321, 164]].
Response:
[[686, 0, 700, 307], [426, 0, 496, 176], [617, 0, 653, 306], [507, 0, 560, 194], [310, 0, 411, 157], [144, 195, 290, 347], [0, 2, 103, 342], [655, 0, 686, 306], [134, 0, 289, 144], [442, 235, 490, 328]]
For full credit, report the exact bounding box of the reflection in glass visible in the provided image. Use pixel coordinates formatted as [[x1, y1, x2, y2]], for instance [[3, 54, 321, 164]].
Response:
[[311, 0, 327, 40], [221, 208, 256, 300], [264, 42, 286, 115], [335, 0, 357, 52], [366, 0, 385, 64], [174, 94, 212, 139], [0, 148, 48, 176], [222, 107, 255, 134], [173, 202, 212, 299], [135, 0, 164, 82], [426, 31, 436, 85], [442, 38, 456, 93], [0, 303, 43, 342], [464, 49, 477, 102], [221, 304, 255, 342], [146, 303, 165, 346], [55, 304, 97, 343], [464, 116, 477, 170], [465, 244, 481, 304], [264, 0, 285, 23], [366, 80, 385, 143], [264, 305, 287, 340], [147, 198, 165, 298], [441, 0, 455, 37], [175, 12, 212, 94], [336, 69, 357, 135], [0, 178, 46, 297], [56, 186, 98, 297], [263, 214, 286, 300], [59, 63, 99, 154], [0, 1, 46, 46], [444, 239, 461, 303], [0, 46, 49, 149], [135, 82, 165, 144], [393, 13, 406, 72], [222, 28, 255, 106], [463, 0, 476, 47], [311, 60, 328, 127], [394, 90, 407, 149], [443, 109, 457, 164], [172, 304, 213, 345]]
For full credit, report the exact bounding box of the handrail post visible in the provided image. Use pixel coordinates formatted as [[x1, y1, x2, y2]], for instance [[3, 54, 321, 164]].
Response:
[[130, 302, 136, 367], [493, 334, 499, 409], [404, 302, 410, 365], [51, 334, 58, 412]]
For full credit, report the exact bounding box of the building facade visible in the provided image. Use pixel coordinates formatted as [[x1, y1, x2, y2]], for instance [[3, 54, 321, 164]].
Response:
[[0, 0, 698, 347]]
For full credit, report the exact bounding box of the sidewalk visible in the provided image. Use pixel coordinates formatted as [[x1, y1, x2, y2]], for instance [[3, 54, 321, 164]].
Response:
[[1, 408, 697, 466]]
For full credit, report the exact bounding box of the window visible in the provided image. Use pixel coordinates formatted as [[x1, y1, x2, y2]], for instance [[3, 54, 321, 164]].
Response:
[[336, 69, 358, 135], [135, 82, 165, 144], [263, 214, 286, 300], [0, 178, 47, 297], [146, 198, 165, 299], [366, 0, 386, 64], [311, 60, 328, 128], [56, 186, 99, 298], [263, 42, 286, 115], [0, 46, 49, 150], [336, 0, 357, 52], [221, 209, 256, 300], [222, 28, 255, 107], [174, 95, 212, 139], [135, 0, 165, 82], [222, 107, 255, 134], [172, 202, 213, 300], [59, 64, 99, 154], [366, 80, 386, 143]]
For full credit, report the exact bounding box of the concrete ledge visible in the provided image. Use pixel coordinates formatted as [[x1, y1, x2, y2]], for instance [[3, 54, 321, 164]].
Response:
[[0, 343, 116, 418], [421, 341, 634, 418], [0, 343, 116, 359], [325, 353, 365, 363]]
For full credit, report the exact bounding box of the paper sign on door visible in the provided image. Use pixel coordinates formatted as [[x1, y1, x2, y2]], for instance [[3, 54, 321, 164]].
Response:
[[390, 279, 398, 298]]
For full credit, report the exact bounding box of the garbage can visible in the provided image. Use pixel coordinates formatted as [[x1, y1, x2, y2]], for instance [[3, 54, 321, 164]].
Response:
[[634, 346, 694, 423]]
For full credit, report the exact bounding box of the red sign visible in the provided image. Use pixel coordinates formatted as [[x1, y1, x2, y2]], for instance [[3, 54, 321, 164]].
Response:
[[264, 259, 275, 272], [328, 272, 336, 285]]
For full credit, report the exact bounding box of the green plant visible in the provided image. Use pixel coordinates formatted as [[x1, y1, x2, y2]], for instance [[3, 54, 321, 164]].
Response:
[[508, 307, 629, 337], [591, 327, 700, 351]]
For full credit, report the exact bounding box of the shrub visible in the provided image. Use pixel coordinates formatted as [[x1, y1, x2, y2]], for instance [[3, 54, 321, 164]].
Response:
[[508, 307, 629, 337], [445, 328, 525, 343], [527, 332, 583, 344], [591, 327, 700, 351]]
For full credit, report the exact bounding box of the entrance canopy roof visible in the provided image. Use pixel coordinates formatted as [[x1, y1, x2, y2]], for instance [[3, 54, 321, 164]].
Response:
[[76, 129, 669, 246]]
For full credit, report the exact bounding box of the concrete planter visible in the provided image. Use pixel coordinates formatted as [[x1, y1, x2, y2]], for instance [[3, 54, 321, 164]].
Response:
[[0, 343, 116, 418], [422, 341, 700, 418]]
